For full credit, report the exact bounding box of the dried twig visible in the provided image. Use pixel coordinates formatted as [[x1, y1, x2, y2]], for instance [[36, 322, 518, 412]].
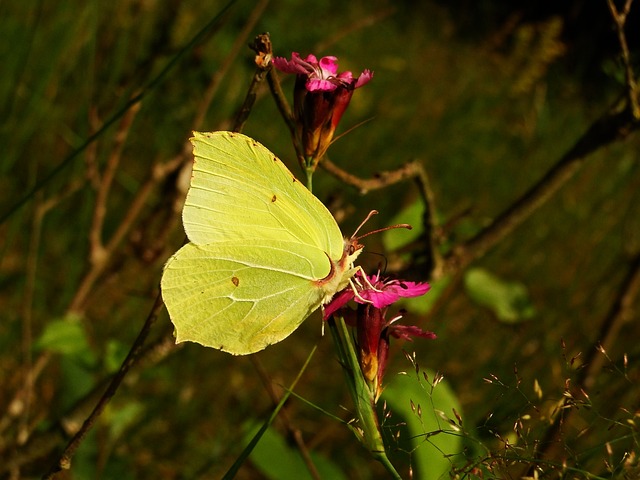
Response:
[[579, 253, 640, 389], [265, 51, 298, 150], [234, 31, 273, 132], [67, 157, 182, 314], [606, 0, 640, 119], [89, 101, 141, 266]]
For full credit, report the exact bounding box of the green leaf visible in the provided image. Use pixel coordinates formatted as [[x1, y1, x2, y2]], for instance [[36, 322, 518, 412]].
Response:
[[382, 199, 424, 252], [382, 372, 463, 479], [35, 315, 96, 367], [246, 424, 347, 480], [35, 315, 99, 410], [463, 268, 535, 323]]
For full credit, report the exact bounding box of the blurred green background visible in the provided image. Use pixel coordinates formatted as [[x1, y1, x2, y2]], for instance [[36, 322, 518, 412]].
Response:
[[1, 0, 639, 478]]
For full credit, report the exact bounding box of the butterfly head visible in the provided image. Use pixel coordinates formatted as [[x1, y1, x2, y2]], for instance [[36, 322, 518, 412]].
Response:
[[343, 236, 364, 267], [343, 209, 413, 271], [319, 210, 412, 304]]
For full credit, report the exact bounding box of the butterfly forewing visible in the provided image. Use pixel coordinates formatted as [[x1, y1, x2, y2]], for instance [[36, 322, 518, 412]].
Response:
[[184, 132, 344, 260]]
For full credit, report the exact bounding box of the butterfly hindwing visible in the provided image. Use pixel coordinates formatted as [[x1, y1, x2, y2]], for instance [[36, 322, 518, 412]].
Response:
[[162, 239, 330, 354]]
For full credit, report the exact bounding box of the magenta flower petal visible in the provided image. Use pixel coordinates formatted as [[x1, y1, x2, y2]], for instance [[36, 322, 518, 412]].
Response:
[[272, 53, 309, 75], [318, 56, 339, 75], [302, 53, 317, 63], [323, 288, 354, 320], [385, 280, 431, 300], [336, 70, 354, 82], [355, 69, 374, 88], [349, 280, 435, 401], [388, 324, 437, 342], [306, 78, 338, 92], [360, 289, 400, 309], [356, 275, 431, 309]]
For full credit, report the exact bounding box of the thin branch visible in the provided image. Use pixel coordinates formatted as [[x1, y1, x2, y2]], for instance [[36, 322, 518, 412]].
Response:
[[606, 0, 639, 119], [0, 179, 83, 445], [43, 292, 165, 479], [67, 158, 182, 314], [266, 60, 297, 137], [321, 156, 443, 278], [89, 100, 141, 266], [580, 254, 640, 388], [18, 192, 43, 448], [445, 97, 640, 273], [234, 30, 273, 132], [84, 107, 101, 189]]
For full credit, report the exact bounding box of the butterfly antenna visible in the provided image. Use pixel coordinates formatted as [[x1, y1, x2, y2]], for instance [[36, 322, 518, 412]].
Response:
[[355, 219, 413, 241], [350, 210, 379, 239]]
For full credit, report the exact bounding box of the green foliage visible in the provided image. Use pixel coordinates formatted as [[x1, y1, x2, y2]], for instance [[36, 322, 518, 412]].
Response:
[[104, 339, 130, 373], [463, 268, 535, 323], [246, 424, 348, 480], [383, 199, 425, 253], [35, 316, 98, 411], [35, 315, 96, 365]]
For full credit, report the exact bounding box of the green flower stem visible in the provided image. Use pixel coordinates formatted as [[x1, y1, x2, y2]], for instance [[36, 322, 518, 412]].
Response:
[[305, 166, 314, 192], [304, 156, 315, 192], [327, 316, 402, 480]]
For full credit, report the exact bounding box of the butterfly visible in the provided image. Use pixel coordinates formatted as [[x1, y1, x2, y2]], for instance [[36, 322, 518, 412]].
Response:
[[161, 131, 363, 355]]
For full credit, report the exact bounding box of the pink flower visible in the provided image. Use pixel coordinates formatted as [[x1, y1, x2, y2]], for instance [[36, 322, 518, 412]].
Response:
[[325, 272, 435, 399], [324, 273, 430, 319], [274, 53, 373, 92], [273, 53, 373, 161]]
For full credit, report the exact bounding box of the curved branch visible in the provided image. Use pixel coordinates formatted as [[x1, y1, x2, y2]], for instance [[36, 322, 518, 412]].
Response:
[[446, 98, 640, 273]]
